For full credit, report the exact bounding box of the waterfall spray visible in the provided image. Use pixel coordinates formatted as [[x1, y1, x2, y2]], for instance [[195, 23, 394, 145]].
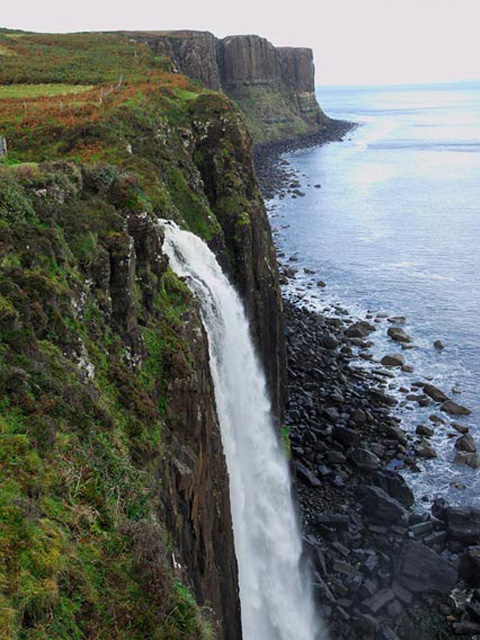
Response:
[[162, 221, 326, 640]]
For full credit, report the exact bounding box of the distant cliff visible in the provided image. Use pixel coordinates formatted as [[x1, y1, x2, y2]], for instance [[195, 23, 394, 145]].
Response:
[[128, 30, 329, 142]]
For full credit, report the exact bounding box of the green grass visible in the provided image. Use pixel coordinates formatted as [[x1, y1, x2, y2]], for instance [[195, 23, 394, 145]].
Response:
[[0, 165, 216, 639], [0, 84, 94, 99]]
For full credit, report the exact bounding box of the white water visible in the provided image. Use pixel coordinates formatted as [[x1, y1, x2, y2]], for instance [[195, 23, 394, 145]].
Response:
[[162, 221, 324, 640]]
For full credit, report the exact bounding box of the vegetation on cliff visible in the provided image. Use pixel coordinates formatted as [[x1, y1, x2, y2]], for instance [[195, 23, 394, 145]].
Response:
[[0, 28, 277, 639]]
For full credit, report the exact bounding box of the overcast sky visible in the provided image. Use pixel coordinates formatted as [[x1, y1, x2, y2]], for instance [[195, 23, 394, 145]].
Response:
[[2, 0, 479, 86]]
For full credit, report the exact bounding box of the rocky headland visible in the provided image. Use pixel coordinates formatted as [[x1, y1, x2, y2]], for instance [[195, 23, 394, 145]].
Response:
[[128, 30, 330, 143]]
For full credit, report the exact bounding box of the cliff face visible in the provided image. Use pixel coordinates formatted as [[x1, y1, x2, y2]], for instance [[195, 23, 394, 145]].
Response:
[[133, 30, 222, 91], [128, 30, 328, 143], [189, 94, 286, 419], [0, 31, 288, 635]]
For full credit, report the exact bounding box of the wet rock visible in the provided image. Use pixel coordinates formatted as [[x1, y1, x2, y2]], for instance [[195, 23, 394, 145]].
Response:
[[395, 541, 457, 594], [454, 452, 480, 469], [316, 280, 326, 288], [416, 424, 434, 437], [452, 422, 469, 434], [357, 486, 408, 524], [345, 320, 376, 339], [455, 433, 477, 453], [441, 399, 471, 416], [387, 327, 412, 343], [434, 339, 445, 350], [388, 316, 406, 325], [416, 439, 437, 459], [423, 383, 449, 403], [381, 354, 405, 368]]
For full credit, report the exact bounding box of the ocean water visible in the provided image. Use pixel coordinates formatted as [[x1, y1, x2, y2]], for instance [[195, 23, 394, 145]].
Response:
[[269, 82, 480, 506]]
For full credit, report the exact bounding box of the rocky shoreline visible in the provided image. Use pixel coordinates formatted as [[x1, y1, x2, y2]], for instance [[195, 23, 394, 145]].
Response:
[[253, 119, 355, 200], [254, 127, 480, 640]]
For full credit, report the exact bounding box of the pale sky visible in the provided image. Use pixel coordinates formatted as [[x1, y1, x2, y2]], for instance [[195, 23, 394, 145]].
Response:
[[2, 0, 480, 86]]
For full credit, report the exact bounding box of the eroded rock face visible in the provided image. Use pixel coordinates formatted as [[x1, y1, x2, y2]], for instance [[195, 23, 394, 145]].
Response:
[[129, 30, 327, 142], [221, 35, 282, 87], [162, 308, 241, 639], [189, 94, 287, 421], [129, 30, 222, 91]]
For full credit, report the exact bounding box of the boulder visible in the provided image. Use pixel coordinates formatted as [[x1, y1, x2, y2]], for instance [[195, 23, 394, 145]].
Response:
[[416, 424, 434, 437], [395, 541, 457, 594], [416, 439, 437, 458], [454, 452, 480, 469], [345, 320, 376, 339], [455, 433, 477, 453], [459, 546, 480, 587], [295, 462, 321, 487], [387, 327, 412, 343], [381, 354, 405, 368], [362, 588, 395, 614], [349, 447, 381, 470], [441, 399, 471, 416], [445, 506, 480, 544], [357, 485, 408, 524], [322, 335, 339, 350], [434, 339, 445, 350], [371, 470, 415, 508], [333, 425, 361, 447], [423, 383, 449, 403]]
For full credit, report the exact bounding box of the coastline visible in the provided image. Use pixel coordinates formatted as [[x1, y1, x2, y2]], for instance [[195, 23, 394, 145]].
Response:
[[254, 126, 480, 640]]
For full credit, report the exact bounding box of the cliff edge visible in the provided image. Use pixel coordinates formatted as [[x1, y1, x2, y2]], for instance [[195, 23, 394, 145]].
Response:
[[129, 30, 329, 143]]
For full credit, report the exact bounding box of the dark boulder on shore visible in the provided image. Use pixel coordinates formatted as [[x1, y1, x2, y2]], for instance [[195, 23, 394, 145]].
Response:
[[387, 327, 412, 343], [395, 541, 457, 594], [356, 485, 408, 524], [423, 383, 449, 403], [455, 433, 477, 453], [441, 398, 472, 416], [433, 499, 480, 544], [381, 354, 405, 368], [371, 469, 415, 507], [345, 320, 376, 339], [459, 546, 480, 587]]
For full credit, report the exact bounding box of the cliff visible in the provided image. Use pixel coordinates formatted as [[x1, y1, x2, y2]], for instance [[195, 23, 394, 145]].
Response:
[[0, 31, 286, 640], [128, 31, 329, 143]]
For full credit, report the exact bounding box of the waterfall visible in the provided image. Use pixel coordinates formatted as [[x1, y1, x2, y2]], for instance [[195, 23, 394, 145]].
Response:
[[162, 221, 325, 640]]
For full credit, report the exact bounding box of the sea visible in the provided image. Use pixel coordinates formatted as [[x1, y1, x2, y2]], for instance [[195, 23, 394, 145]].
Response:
[[268, 81, 480, 507]]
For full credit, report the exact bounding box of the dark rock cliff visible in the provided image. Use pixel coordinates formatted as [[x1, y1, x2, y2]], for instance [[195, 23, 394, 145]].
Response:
[[134, 30, 222, 92], [128, 30, 328, 143], [189, 94, 287, 422]]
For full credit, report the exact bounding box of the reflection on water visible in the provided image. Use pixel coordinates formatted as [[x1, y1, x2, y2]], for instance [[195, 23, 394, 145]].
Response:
[[270, 82, 480, 505]]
